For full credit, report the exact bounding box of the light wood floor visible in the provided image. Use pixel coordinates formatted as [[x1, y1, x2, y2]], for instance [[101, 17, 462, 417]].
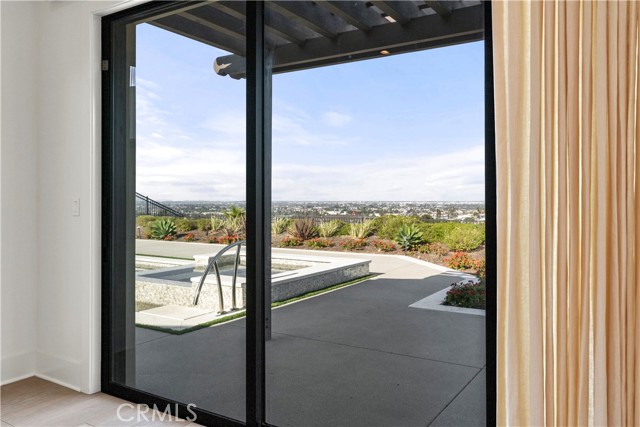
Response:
[[0, 377, 202, 427]]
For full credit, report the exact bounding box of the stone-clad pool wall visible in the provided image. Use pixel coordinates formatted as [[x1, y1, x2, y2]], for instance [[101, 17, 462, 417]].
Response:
[[136, 253, 371, 312]]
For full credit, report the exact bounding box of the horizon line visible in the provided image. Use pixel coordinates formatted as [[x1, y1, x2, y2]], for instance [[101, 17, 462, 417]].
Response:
[[155, 200, 487, 203]]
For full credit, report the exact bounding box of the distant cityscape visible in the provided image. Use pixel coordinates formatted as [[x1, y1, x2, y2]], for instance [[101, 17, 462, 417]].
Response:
[[147, 200, 486, 223]]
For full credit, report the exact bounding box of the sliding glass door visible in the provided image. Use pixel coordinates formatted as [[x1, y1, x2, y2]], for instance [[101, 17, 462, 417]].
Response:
[[102, 2, 252, 425], [103, 2, 492, 426]]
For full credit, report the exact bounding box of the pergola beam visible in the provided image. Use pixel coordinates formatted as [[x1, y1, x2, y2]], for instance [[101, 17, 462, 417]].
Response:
[[209, 1, 312, 46], [272, 1, 481, 67], [424, 0, 453, 18], [370, 1, 419, 25], [180, 8, 245, 43], [316, 1, 387, 32], [268, 1, 350, 39], [215, 3, 483, 78], [151, 15, 245, 56]]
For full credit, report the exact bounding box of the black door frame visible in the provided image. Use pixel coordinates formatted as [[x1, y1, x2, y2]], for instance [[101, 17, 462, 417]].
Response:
[[101, 2, 496, 426]]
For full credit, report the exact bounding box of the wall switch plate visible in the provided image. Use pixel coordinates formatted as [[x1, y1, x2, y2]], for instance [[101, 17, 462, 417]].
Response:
[[72, 198, 80, 216]]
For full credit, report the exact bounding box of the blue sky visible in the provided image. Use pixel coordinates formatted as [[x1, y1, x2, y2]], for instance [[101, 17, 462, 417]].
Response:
[[136, 23, 484, 201]]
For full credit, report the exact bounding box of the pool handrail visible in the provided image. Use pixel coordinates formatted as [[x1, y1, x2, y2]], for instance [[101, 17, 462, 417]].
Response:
[[192, 240, 246, 312]]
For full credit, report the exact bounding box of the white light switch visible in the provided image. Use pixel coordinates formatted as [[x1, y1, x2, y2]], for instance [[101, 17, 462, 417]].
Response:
[[72, 198, 80, 216]]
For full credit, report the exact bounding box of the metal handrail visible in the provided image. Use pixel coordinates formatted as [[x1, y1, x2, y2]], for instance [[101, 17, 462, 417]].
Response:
[[192, 240, 245, 313], [135, 192, 184, 217]]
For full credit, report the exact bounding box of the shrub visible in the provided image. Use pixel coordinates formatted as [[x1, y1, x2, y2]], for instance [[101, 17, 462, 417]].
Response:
[[444, 252, 475, 270], [280, 236, 303, 247], [210, 217, 225, 232], [418, 242, 449, 256], [341, 238, 367, 250], [218, 206, 246, 237], [150, 219, 177, 240], [163, 235, 175, 241], [197, 218, 212, 232], [207, 237, 218, 244], [336, 222, 351, 236], [223, 216, 245, 237], [373, 240, 396, 252], [376, 215, 420, 240], [417, 244, 431, 254], [305, 237, 332, 249], [348, 220, 376, 239], [419, 222, 459, 243], [443, 280, 485, 309], [218, 234, 239, 245], [175, 218, 197, 232], [317, 220, 343, 238], [443, 225, 485, 251], [395, 224, 424, 251], [136, 215, 157, 227], [474, 258, 486, 279], [288, 218, 317, 241], [183, 232, 196, 242], [223, 205, 246, 219], [271, 218, 291, 235]]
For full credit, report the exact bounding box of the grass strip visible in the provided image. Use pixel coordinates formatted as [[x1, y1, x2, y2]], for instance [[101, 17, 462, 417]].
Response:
[[136, 274, 377, 335], [271, 274, 377, 308]]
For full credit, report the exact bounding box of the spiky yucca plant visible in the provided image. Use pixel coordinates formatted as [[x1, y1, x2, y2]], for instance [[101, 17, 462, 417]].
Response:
[[288, 218, 317, 241], [210, 217, 225, 232], [271, 217, 291, 235], [348, 220, 376, 239], [317, 220, 343, 238]]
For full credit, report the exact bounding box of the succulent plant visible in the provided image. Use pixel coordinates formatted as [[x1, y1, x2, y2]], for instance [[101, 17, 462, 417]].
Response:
[[150, 219, 177, 240], [395, 224, 424, 251], [288, 218, 318, 241]]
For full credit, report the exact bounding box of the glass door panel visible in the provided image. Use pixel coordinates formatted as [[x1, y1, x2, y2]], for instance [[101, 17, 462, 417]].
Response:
[[109, 2, 248, 421], [264, 2, 486, 426]]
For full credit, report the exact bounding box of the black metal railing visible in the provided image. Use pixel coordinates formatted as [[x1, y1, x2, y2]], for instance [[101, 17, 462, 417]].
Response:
[[135, 192, 184, 217]]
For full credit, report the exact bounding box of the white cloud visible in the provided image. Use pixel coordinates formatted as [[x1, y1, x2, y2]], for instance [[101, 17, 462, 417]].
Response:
[[136, 82, 246, 200], [322, 111, 352, 127], [135, 80, 483, 202], [202, 112, 246, 139], [136, 140, 246, 200], [272, 145, 485, 201], [273, 108, 359, 146]]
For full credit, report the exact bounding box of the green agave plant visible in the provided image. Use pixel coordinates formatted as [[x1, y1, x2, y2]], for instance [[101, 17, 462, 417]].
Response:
[[395, 224, 424, 251], [151, 218, 177, 240]]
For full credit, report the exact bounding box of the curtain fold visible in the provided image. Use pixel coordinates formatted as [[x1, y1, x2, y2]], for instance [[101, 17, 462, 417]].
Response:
[[493, 1, 640, 425]]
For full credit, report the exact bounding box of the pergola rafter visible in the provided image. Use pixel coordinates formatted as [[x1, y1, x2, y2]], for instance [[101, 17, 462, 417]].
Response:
[[147, 0, 483, 79]]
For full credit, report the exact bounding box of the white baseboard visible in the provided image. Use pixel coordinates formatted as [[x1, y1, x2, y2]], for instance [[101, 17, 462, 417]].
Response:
[[35, 373, 81, 392], [1, 351, 36, 385], [36, 351, 82, 392]]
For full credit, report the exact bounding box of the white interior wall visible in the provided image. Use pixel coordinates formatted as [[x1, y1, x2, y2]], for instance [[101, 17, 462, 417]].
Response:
[[1, 0, 141, 394], [0, 0, 40, 385]]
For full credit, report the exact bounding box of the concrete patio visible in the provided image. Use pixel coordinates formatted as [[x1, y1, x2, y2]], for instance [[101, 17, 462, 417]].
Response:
[[134, 240, 486, 426]]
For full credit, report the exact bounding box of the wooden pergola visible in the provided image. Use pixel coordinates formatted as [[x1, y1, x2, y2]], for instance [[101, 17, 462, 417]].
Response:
[[148, 0, 484, 79]]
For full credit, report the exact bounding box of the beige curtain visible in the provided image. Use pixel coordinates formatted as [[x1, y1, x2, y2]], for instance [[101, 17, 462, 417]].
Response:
[[493, 1, 640, 425]]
